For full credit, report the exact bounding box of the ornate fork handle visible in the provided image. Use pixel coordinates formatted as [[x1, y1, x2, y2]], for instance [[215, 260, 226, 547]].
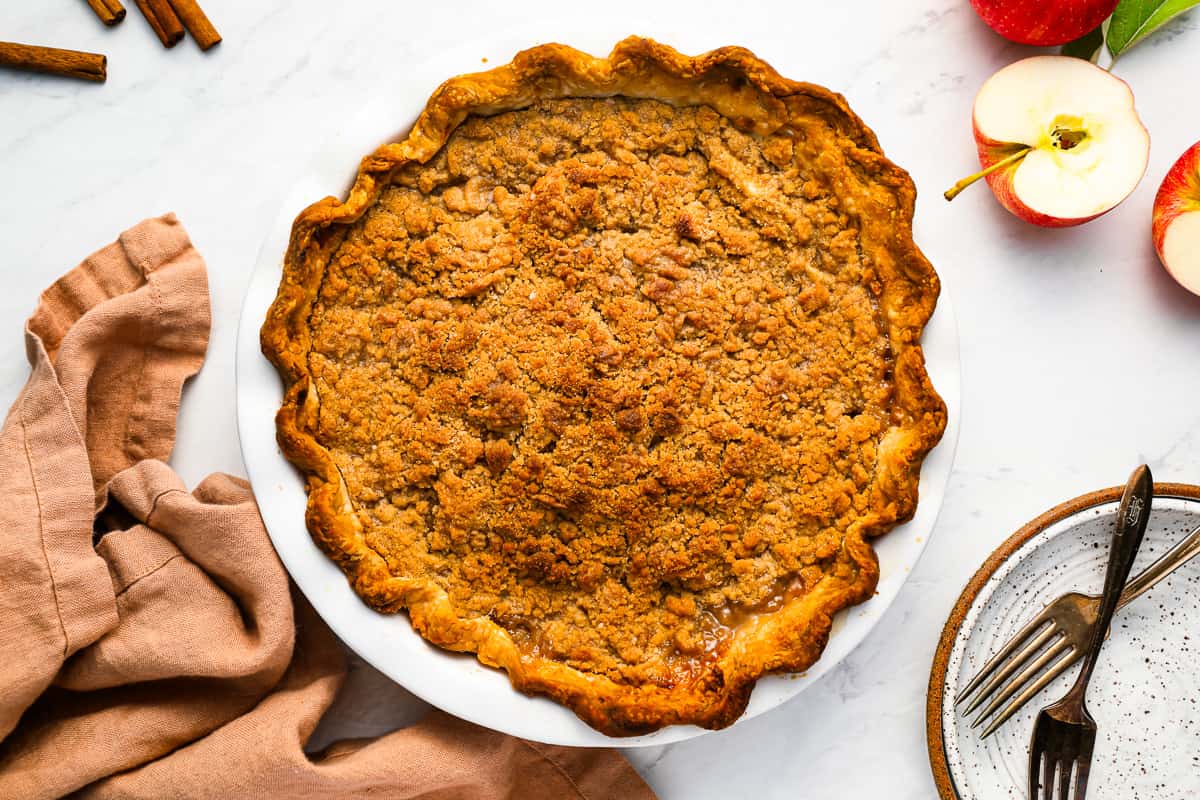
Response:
[[1118, 522, 1200, 609]]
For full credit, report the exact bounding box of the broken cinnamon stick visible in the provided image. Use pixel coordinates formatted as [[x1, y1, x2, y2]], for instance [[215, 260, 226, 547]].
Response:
[[166, 0, 221, 51], [84, 0, 126, 26], [135, 0, 184, 48], [0, 42, 107, 82]]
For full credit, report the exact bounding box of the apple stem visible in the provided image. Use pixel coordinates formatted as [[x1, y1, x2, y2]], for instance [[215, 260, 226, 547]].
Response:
[[944, 147, 1033, 202]]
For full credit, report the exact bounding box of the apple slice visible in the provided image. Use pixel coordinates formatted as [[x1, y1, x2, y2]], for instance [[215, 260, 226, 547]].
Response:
[[1153, 141, 1200, 296], [947, 56, 1150, 228], [970, 0, 1120, 47]]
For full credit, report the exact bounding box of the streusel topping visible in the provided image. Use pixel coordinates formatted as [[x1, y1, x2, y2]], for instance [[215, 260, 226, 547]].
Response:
[[307, 97, 892, 685]]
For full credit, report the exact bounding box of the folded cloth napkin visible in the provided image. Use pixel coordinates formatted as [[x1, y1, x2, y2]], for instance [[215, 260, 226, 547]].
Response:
[[0, 214, 655, 800]]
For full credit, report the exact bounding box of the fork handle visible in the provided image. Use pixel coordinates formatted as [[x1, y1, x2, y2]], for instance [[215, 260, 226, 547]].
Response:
[[1068, 465, 1154, 702], [1118, 522, 1200, 609]]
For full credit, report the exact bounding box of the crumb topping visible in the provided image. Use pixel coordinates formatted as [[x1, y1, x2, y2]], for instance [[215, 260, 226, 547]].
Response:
[[307, 97, 894, 686]]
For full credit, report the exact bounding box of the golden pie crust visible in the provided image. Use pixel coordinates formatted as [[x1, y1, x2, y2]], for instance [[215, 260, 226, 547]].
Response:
[[262, 36, 946, 736]]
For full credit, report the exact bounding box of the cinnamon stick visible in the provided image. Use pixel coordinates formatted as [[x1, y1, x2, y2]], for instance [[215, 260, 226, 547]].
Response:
[[84, 0, 126, 26], [166, 0, 221, 51], [135, 0, 184, 48], [0, 42, 107, 82]]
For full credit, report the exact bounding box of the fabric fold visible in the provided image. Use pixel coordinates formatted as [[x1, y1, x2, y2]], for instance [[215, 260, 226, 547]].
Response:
[[0, 212, 210, 746]]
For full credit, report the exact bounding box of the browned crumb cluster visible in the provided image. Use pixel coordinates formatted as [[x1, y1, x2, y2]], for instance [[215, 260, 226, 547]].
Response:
[[307, 97, 893, 687]]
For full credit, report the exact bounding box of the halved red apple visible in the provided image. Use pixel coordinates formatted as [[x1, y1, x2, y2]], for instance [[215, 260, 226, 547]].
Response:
[[947, 56, 1150, 228], [1152, 141, 1200, 296]]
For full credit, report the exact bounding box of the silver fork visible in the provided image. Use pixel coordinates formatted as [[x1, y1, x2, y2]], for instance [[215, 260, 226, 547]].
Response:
[[958, 498, 1200, 738], [1028, 465, 1153, 800], [959, 519, 1200, 736]]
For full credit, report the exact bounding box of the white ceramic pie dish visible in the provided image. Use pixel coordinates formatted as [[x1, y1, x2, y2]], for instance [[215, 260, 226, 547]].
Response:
[[234, 27, 961, 748]]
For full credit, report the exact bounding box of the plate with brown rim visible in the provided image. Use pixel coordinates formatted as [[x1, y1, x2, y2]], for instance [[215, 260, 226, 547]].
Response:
[[929, 483, 1200, 799]]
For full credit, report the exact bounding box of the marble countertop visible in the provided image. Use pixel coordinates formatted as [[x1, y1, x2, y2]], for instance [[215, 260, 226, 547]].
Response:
[[3, 1, 1199, 797]]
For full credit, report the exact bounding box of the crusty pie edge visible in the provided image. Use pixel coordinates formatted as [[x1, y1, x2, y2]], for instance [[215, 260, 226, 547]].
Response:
[[261, 36, 947, 736]]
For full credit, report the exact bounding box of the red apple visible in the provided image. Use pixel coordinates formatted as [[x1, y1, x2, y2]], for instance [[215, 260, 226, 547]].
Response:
[[946, 56, 1150, 228], [970, 0, 1119, 46], [1152, 142, 1200, 296]]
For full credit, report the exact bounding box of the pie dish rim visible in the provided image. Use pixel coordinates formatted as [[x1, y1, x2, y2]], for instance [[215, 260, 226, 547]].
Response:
[[260, 35, 945, 738]]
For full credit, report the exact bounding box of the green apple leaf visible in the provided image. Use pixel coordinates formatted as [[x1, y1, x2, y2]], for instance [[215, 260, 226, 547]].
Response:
[[1061, 25, 1105, 61], [1106, 0, 1200, 59]]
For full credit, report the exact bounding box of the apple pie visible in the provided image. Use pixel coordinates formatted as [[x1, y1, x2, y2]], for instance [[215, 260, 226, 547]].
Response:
[[262, 36, 946, 736]]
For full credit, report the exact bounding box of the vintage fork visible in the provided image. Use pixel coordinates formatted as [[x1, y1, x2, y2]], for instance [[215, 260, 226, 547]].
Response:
[[957, 487, 1200, 739], [1027, 465, 1152, 800]]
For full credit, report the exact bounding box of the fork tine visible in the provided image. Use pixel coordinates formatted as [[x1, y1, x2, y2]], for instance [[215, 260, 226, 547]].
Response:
[[974, 642, 1080, 738], [956, 607, 1057, 704], [979, 657, 1065, 738], [1073, 758, 1091, 800], [1029, 746, 1043, 800], [1058, 758, 1073, 800], [1042, 752, 1057, 800], [962, 624, 1059, 714], [971, 637, 1072, 729]]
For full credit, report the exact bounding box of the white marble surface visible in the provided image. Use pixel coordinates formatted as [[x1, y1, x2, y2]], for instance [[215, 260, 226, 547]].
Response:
[[2, 1, 1199, 797]]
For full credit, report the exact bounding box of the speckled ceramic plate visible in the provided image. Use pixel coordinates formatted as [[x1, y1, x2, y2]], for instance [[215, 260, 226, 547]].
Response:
[[928, 484, 1200, 799]]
